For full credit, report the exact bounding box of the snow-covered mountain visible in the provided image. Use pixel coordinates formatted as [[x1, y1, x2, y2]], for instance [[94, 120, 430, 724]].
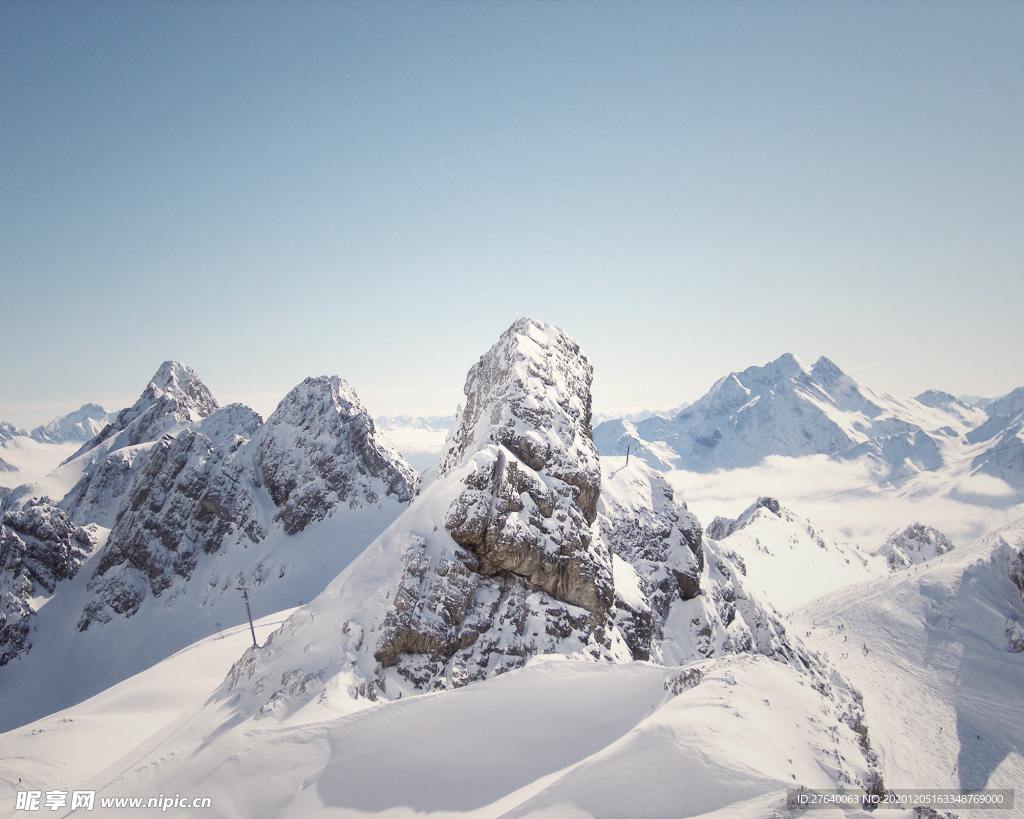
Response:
[[67, 360, 218, 464], [594, 353, 984, 474], [0, 319, 887, 817], [0, 364, 418, 729], [27, 403, 114, 444], [3, 331, 1022, 816], [374, 414, 453, 431], [0, 422, 23, 443], [704, 495, 882, 611], [797, 519, 1024, 796], [966, 386, 1024, 492], [213, 320, 845, 725]]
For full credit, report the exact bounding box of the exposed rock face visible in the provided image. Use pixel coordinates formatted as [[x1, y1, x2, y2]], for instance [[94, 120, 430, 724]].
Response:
[[222, 320, 633, 717], [598, 460, 703, 660], [1009, 546, 1024, 601], [68, 361, 219, 463], [76, 380, 417, 631], [0, 499, 96, 664], [379, 319, 619, 687], [62, 448, 141, 527], [79, 407, 264, 629], [879, 523, 955, 570], [255, 377, 416, 535], [440, 317, 600, 521], [679, 538, 809, 669], [707, 496, 782, 540], [62, 362, 222, 526], [0, 457, 15, 473]]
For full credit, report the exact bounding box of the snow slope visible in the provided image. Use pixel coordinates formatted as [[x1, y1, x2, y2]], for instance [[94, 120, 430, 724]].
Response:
[[704, 497, 882, 612], [0, 607, 296, 814], [0, 652, 884, 819], [796, 520, 1024, 810]]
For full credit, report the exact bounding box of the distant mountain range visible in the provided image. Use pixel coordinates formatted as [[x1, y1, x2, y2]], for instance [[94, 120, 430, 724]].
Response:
[[0, 403, 114, 445], [593, 354, 1023, 495]]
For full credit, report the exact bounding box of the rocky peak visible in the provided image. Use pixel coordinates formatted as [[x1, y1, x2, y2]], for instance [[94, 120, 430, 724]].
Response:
[[707, 496, 782, 540], [144, 361, 218, 417], [440, 317, 599, 521], [915, 389, 960, 409], [986, 386, 1024, 420], [222, 319, 632, 715], [1, 499, 96, 664], [256, 376, 417, 535], [0, 421, 24, 443], [68, 361, 219, 463], [879, 522, 955, 570]]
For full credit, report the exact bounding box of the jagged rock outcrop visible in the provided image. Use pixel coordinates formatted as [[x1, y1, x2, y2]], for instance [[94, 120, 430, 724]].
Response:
[[221, 319, 633, 716], [598, 460, 703, 660], [1009, 546, 1024, 600], [377, 318, 620, 687], [0, 499, 96, 664], [68, 361, 218, 463], [255, 377, 416, 535], [77, 379, 417, 631], [79, 406, 264, 628], [0, 422, 24, 443], [62, 362, 221, 525], [879, 522, 955, 570], [0, 457, 15, 473], [707, 496, 782, 540]]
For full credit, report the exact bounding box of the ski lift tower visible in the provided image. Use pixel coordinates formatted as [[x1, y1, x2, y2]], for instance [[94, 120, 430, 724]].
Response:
[[236, 582, 259, 648]]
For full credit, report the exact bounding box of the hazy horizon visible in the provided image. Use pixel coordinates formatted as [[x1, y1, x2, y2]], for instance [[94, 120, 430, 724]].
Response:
[[3, 1, 1022, 426], [0, 335, 1018, 430]]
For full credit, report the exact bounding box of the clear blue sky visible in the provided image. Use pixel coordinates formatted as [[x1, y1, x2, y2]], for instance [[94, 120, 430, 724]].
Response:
[[2, 0, 1022, 426]]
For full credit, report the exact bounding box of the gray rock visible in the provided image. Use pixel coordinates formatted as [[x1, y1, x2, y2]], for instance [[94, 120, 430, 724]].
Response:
[[256, 376, 416, 535], [0, 499, 96, 663]]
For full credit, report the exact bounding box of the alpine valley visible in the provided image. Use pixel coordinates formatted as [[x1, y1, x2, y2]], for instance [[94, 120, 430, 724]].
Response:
[[1, 319, 1022, 819]]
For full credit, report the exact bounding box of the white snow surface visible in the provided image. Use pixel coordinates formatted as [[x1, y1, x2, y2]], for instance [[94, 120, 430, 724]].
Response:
[[1, 652, 881, 819], [706, 497, 883, 612], [796, 520, 1024, 814]]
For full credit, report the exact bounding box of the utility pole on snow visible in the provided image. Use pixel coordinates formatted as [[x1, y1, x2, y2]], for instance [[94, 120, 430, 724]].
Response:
[[237, 583, 259, 648], [625, 444, 630, 466]]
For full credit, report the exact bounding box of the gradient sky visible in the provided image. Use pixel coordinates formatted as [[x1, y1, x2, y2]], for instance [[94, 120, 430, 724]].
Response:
[[2, 0, 1022, 427]]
